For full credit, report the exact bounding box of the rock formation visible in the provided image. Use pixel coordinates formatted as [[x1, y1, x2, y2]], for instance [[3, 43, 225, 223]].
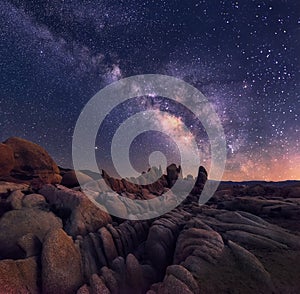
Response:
[[0, 138, 300, 293], [0, 137, 62, 184]]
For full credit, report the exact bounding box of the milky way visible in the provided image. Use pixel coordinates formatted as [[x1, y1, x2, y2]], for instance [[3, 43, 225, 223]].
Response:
[[0, 0, 299, 180]]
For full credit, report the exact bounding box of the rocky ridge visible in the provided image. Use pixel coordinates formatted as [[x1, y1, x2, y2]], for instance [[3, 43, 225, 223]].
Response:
[[0, 137, 300, 293]]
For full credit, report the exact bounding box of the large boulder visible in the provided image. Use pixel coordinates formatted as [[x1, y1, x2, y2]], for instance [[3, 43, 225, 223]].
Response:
[[7, 190, 24, 210], [0, 208, 62, 259], [3, 137, 61, 184], [42, 228, 83, 294], [39, 185, 111, 236], [22, 193, 47, 208], [0, 143, 15, 177]]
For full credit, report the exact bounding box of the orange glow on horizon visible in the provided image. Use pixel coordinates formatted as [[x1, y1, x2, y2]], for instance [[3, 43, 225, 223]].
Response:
[[221, 154, 300, 181]]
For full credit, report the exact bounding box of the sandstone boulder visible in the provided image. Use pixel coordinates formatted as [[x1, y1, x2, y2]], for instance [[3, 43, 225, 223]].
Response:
[[77, 284, 91, 294], [42, 229, 83, 293], [90, 274, 110, 294], [0, 257, 39, 293], [39, 185, 111, 236], [174, 227, 224, 264], [99, 227, 118, 264], [125, 253, 143, 293], [0, 208, 62, 259], [3, 137, 61, 184], [22, 193, 46, 208], [7, 189, 24, 209]]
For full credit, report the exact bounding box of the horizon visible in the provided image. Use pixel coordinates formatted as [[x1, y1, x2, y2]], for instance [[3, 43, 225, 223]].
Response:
[[1, 134, 299, 181], [58, 160, 300, 182]]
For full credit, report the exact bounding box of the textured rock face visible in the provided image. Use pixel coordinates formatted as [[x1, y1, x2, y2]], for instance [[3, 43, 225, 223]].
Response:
[[218, 195, 300, 222], [0, 257, 39, 293], [2, 137, 61, 184], [0, 208, 62, 259], [6, 191, 46, 210], [22, 193, 46, 208], [7, 190, 24, 210], [227, 240, 274, 290], [0, 181, 29, 194], [174, 227, 224, 264], [0, 143, 15, 177], [39, 184, 112, 236], [42, 229, 83, 294], [90, 274, 110, 294], [151, 264, 199, 294]]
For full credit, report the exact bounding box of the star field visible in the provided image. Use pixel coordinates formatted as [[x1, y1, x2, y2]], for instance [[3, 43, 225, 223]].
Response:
[[0, 0, 299, 180]]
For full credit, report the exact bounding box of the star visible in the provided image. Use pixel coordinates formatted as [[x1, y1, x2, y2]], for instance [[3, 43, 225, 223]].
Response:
[[0, 0, 299, 180]]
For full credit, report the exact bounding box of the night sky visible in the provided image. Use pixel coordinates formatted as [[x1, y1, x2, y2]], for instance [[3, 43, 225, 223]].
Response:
[[0, 0, 299, 181]]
